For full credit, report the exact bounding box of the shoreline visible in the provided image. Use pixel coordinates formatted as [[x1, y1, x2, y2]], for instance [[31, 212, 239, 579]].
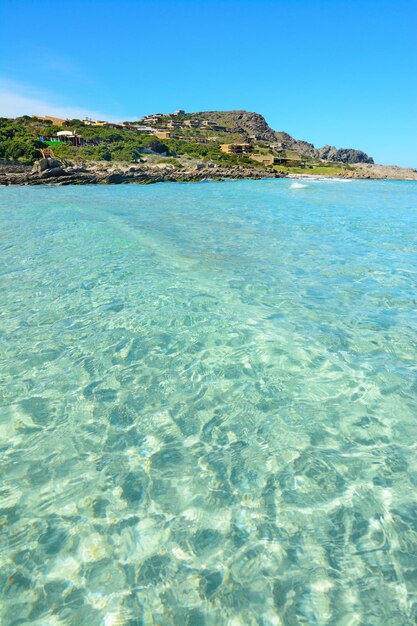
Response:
[[1, 160, 416, 186], [0, 161, 284, 186]]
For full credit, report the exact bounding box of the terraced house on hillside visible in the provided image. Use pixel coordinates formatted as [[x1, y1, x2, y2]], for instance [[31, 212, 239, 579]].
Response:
[[220, 143, 253, 155]]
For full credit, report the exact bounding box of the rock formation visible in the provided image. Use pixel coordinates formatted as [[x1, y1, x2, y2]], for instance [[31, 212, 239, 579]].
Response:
[[191, 110, 374, 164], [0, 159, 285, 186]]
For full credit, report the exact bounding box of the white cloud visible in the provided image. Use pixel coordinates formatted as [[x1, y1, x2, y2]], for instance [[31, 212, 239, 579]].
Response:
[[0, 78, 115, 121]]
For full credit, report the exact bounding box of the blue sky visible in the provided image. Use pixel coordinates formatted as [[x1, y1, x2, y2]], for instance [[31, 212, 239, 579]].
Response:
[[1, 0, 416, 166]]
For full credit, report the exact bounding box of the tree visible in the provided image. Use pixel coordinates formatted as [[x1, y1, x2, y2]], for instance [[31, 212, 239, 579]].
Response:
[[63, 118, 84, 128], [92, 145, 112, 161], [0, 137, 42, 163]]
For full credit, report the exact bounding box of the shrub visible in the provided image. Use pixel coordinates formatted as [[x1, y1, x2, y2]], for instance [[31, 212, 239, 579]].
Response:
[[0, 136, 43, 163], [160, 157, 182, 168]]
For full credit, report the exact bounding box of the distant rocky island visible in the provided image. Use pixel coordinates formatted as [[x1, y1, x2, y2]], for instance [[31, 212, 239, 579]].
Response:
[[0, 110, 416, 184]]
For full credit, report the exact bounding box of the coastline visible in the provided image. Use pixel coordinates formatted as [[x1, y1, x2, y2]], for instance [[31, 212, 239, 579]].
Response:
[[0, 161, 284, 186], [1, 160, 416, 186]]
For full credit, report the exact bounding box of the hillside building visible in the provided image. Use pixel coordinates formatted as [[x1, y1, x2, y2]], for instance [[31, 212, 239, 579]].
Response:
[[46, 130, 83, 146], [275, 153, 305, 166], [250, 154, 277, 166], [142, 114, 164, 124], [153, 131, 173, 140], [133, 126, 158, 134], [251, 153, 306, 167], [220, 143, 253, 155]]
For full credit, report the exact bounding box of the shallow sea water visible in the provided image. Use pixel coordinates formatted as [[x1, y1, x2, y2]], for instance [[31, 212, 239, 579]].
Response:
[[1, 179, 417, 625]]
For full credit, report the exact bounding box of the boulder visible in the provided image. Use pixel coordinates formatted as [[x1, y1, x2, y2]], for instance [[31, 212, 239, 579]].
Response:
[[39, 167, 66, 178], [107, 172, 126, 184], [32, 158, 63, 174]]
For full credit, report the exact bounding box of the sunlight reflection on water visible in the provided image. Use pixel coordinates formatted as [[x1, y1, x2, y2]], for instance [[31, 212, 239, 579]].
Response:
[[1, 179, 416, 625]]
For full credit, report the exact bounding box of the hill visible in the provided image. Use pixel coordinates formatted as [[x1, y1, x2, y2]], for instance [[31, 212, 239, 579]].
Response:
[[2, 110, 416, 183], [187, 110, 373, 164]]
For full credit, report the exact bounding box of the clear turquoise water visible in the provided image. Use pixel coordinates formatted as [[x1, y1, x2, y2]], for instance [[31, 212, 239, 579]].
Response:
[[1, 179, 417, 626]]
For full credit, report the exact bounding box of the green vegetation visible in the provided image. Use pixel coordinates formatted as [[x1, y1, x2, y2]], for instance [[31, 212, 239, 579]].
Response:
[[0, 116, 265, 167], [45, 126, 264, 168], [0, 116, 351, 177], [309, 165, 353, 176], [273, 162, 354, 176], [63, 119, 85, 128], [157, 157, 183, 168], [49, 126, 171, 162], [0, 117, 45, 164]]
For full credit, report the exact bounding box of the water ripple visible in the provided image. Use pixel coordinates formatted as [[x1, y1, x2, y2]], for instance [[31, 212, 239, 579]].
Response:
[[1, 180, 416, 625]]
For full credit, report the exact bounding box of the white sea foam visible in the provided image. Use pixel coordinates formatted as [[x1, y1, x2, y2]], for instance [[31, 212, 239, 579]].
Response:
[[308, 177, 354, 183], [290, 182, 308, 189]]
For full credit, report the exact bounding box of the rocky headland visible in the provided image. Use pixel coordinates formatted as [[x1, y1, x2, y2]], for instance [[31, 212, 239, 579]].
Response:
[[191, 110, 375, 164]]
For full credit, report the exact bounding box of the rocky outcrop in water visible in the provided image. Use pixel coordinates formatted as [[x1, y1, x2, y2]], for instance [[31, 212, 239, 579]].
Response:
[[0, 159, 285, 186]]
